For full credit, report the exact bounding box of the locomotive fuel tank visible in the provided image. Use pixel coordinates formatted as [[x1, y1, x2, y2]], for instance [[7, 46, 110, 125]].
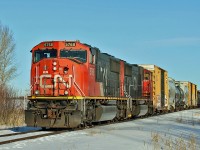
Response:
[[137, 105, 148, 117], [94, 105, 117, 122]]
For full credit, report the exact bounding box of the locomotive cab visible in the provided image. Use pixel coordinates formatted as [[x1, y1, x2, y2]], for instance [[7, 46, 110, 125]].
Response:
[[30, 41, 90, 97]]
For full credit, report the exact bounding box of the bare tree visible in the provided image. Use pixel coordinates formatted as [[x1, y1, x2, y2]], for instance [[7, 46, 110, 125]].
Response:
[[0, 23, 23, 126], [0, 23, 17, 86]]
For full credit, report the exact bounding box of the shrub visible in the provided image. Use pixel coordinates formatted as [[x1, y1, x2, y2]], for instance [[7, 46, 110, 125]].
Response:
[[0, 85, 24, 126]]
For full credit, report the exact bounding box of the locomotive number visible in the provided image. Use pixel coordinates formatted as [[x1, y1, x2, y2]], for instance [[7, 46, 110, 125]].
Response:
[[44, 42, 53, 47], [66, 42, 76, 47]]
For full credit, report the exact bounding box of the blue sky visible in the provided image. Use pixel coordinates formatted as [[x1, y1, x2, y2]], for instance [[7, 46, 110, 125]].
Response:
[[0, 0, 200, 93]]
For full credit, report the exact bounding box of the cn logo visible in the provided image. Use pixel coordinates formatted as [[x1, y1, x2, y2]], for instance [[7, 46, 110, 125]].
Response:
[[39, 74, 72, 88]]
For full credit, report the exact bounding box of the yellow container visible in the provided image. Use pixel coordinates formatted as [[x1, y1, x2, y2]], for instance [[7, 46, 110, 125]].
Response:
[[188, 82, 192, 107], [191, 83, 197, 106], [139, 65, 169, 111]]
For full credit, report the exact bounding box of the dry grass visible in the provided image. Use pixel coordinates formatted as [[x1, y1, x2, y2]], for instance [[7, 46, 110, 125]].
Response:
[[151, 131, 197, 150], [176, 118, 183, 123], [175, 113, 185, 124], [188, 135, 196, 150], [0, 85, 24, 126], [174, 136, 187, 150], [87, 129, 102, 136], [106, 126, 117, 131], [151, 132, 161, 150], [3, 108, 24, 126]]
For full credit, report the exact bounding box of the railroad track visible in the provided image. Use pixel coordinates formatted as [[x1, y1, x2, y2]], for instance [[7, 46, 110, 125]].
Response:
[[0, 130, 68, 145], [0, 129, 42, 137], [0, 108, 198, 146], [0, 127, 87, 146], [0, 119, 135, 146]]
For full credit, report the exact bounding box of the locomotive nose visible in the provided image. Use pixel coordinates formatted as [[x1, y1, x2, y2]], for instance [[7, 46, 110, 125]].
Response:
[[32, 59, 71, 96]]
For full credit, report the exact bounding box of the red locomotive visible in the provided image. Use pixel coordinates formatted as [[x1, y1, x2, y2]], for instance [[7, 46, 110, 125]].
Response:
[[26, 40, 152, 128]]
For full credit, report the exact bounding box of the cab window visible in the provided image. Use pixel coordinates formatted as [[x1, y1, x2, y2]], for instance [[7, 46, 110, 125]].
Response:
[[144, 73, 150, 80], [34, 49, 57, 63], [60, 49, 87, 63]]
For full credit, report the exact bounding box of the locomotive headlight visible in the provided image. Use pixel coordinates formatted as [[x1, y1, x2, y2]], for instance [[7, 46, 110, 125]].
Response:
[[53, 61, 57, 66], [64, 91, 68, 95], [35, 90, 39, 95], [53, 66, 57, 71]]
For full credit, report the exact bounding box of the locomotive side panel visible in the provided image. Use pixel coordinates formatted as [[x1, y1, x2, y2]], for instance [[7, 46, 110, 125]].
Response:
[[124, 63, 133, 97], [138, 66, 144, 99], [130, 65, 141, 99], [95, 52, 121, 97], [110, 58, 120, 96]]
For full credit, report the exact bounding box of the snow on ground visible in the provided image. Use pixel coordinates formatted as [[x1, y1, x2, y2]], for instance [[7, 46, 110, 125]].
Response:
[[0, 109, 200, 150]]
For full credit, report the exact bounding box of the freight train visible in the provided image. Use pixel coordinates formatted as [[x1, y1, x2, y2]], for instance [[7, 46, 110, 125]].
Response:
[[25, 40, 198, 128]]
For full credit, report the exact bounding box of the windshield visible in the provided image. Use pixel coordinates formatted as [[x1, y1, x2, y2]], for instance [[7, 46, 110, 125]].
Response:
[[34, 49, 57, 63], [60, 50, 87, 63]]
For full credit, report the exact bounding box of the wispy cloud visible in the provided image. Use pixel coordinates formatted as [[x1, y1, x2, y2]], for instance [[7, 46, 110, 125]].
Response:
[[142, 37, 200, 46]]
